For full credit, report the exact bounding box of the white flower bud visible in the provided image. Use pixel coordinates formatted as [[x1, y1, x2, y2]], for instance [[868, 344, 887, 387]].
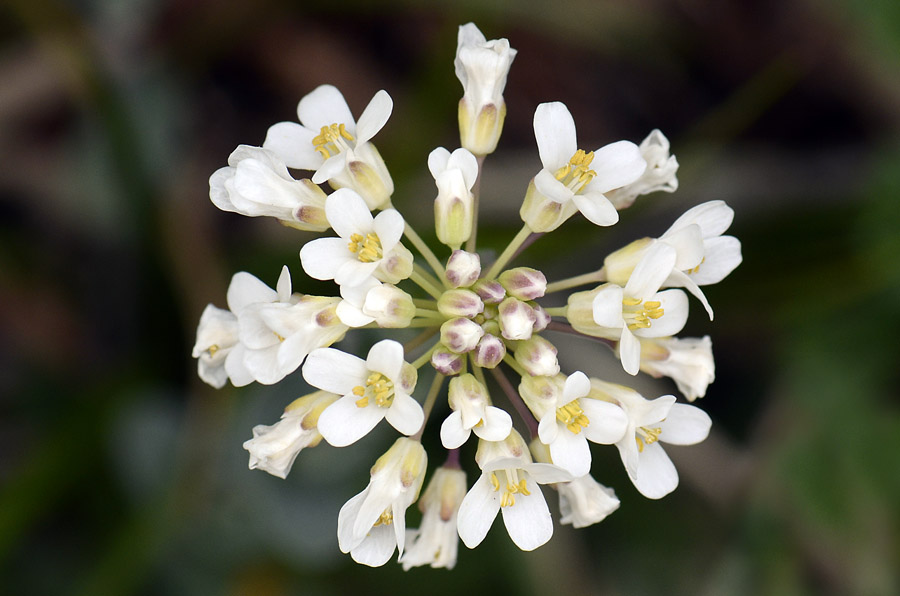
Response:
[[440, 317, 485, 353], [532, 303, 551, 332], [473, 279, 506, 304], [566, 287, 617, 339], [377, 243, 415, 284], [498, 267, 547, 300], [445, 250, 481, 288], [455, 23, 516, 156], [519, 178, 578, 233], [636, 335, 715, 401], [429, 147, 478, 248], [364, 284, 416, 328], [437, 289, 484, 318], [472, 333, 505, 368], [606, 129, 679, 210], [518, 373, 564, 420], [514, 335, 560, 377], [498, 297, 536, 340], [431, 348, 465, 376]]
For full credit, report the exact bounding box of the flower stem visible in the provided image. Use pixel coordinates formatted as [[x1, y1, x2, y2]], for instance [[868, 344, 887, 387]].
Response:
[[484, 224, 534, 280], [489, 365, 538, 439], [544, 320, 616, 349], [403, 327, 439, 353], [412, 298, 438, 309], [542, 306, 568, 317], [409, 269, 444, 299], [465, 155, 486, 253], [502, 353, 527, 377], [415, 307, 442, 318], [412, 372, 446, 441], [544, 267, 606, 294], [404, 223, 448, 286], [411, 342, 441, 369], [405, 318, 445, 328]]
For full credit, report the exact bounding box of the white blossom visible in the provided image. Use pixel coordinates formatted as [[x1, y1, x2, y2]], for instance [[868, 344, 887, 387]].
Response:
[[429, 147, 479, 248], [192, 304, 238, 389], [606, 129, 679, 209], [439, 374, 512, 449], [401, 467, 467, 570], [637, 335, 715, 401]]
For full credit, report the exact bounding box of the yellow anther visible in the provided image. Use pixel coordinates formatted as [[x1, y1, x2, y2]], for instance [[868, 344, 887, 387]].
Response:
[[373, 510, 393, 527], [312, 123, 355, 159], [352, 386, 365, 396], [556, 401, 590, 434], [347, 232, 383, 263], [355, 396, 369, 408], [635, 426, 662, 452], [687, 257, 706, 275], [352, 372, 395, 408], [207, 344, 219, 357], [274, 332, 286, 342], [623, 297, 665, 331], [553, 149, 597, 192], [490, 472, 500, 492]]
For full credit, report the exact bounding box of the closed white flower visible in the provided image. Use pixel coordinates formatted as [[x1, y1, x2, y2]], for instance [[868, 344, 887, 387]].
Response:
[[429, 147, 479, 248], [557, 475, 620, 528], [439, 374, 512, 449], [400, 466, 467, 570], [637, 335, 715, 401], [303, 339, 423, 446], [263, 84, 394, 209], [300, 189, 413, 288], [337, 438, 427, 566], [192, 304, 238, 389], [606, 129, 679, 210]]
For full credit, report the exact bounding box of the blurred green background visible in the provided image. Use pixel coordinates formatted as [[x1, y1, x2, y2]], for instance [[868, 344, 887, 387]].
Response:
[[2, 1, 899, 594]]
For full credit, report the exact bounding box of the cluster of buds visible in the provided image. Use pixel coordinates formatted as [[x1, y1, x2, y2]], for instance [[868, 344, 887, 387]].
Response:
[[193, 23, 742, 569]]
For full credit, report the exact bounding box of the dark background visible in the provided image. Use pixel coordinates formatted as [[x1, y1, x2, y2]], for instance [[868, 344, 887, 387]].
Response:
[[2, 1, 899, 594]]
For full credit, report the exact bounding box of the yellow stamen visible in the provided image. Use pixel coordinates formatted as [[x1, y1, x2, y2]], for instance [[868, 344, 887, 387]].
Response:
[[373, 509, 393, 527], [312, 122, 355, 159], [490, 469, 530, 508], [553, 149, 597, 193], [635, 426, 662, 452], [623, 296, 665, 331], [274, 332, 286, 342], [207, 344, 219, 357], [686, 257, 706, 275], [347, 232, 383, 263], [556, 400, 590, 434], [352, 373, 395, 409]]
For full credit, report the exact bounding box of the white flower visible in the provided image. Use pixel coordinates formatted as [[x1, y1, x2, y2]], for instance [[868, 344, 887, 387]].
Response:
[[227, 267, 347, 386], [263, 85, 394, 209], [192, 304, 238, 388], [606, 129, 679, 209], [519, 102, 646, 232], [303, 339, 423, 447], [557, 475, 620, 528], [208, 145, 328, 230], [440, 374, 512, 449], [521, 372, 628, 477], [242, 391, 338, 479], [637, 336, 715, 401], [299, 189, 413, 288], [455, 23, 517, 156], [456, 430, 572, 551], [335, 278, 415, 329], [590, 243, 689, 375], [591, 379, 711, 499], [338, 438, 427, 566], [401, 466, 467, 570], [429, 147, 479, 248]]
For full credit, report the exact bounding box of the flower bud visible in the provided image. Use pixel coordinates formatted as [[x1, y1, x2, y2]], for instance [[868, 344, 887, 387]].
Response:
[[437, 289, 484, 318], [514, 335, 560, 376], [364, 284, 416, 328], [531, 303, 551, 332], [455, 23, 516, 156], [603, 237, 653, 286], [473, 279, 506, 304], [376, 243, 414, 284], [498, 267, 547, 300], [606, 129, 678, 210], [448, 373, 491, 428], [432, 347, 465, 376], [440, 317, 485, 353], [518, 373, 564, 419], [519, 178, 579, 233], [446, 250, 481, 288], [430, 147, 478, 248], [565, 287, 617, 339], [472, 333, 505, 368], [498, 297, 536, 340]]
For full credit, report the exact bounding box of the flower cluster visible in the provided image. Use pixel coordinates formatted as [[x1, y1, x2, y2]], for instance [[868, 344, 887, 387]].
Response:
[[193, 23, 742, 569]]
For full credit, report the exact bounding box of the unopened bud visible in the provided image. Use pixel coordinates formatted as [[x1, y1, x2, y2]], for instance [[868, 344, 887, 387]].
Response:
[[473, 279, 506, 304], [440, 317, 485, 353], [603, 237, 653, 286], [446, 250, 481, 288], [344, 143, 394, 210], [514, 335, 560, 376], [498, 267, 547, 300], [532, 303, 551, 331], [377, 244, 414, 284], [364, 284, 415, 328], [498, 297, 536, 341], [432, 348, 464, 376], [472, 333, 505, 368], [519, 178, 578, 233], [437, 289, 484, 318]]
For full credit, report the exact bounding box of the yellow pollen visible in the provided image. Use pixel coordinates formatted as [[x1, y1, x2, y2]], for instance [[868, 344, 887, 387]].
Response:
[[207, 344, 219, 357], [635, 426, 662, 452], [553, 149, 597, 193], [623, 296, 665, 331], [556, 401, 590, 434], [311, 122, 355, 159], [353, 372, 395, 409], [490, 470, 530, 508], [274, 332, 286, 342], [347, 232, 383, 263], [373, 510, 393, 527], [686, 257, 706, 275]]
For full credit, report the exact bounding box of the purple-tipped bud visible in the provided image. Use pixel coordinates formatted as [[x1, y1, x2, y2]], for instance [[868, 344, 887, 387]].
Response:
[[446, 250, 482, 288], [440, 317, 485, 353], [514, 335, 560, 376], [532, 303, 551, 331], [472, 333, 506, 368], [498, 267, 547, 300], [473, 279, 506, 304], [498, 297, 536, 341], [437, 289, 484, 318], [432, 348, 464, 376]]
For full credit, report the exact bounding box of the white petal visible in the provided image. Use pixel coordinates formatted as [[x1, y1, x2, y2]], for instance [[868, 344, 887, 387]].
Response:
[[619, 327, 641, 375], [659, 403, 712, 445], [633, 442, 679, 499], [337, 489, 368, 552], [563, 371, 591, 403], [617, 428, 640, 480], [355, 90, 392, 146], [275, 331, 317, 374], [520, 462, 575, 485], [302, 348, 366, 394], [662, 224, 705, 271], [311, 153, 347, 184], [533, 102, 577, 170], [473, 406, 513, 442], [635, 289, 689, 338], [326, 189, 374, 238], [366, 339, 404, 381], [316, 394, 385, 447], [500, 484, 553, 551], [299, 237, 354, 281], [588, 140, 646, 193], [572, 192, 619, 226], [242, 344, 286, 385], [335, 259, 380, 288], [372, 209, 405, 254], [224, 345, 254, 387], [666, 269, 713, 320], [591, 284, 625, 328], [336, 300, 375, 327], [449, 147, 480, 189], [226, 272, 276, 312], [533, 168, 574, 203], [580, 399, 628, 444], [262, 121, 321, 170], [668, 200, 733, 239], [385, 392, 424, 436], [691, 236, 742, 286], [427, 147, 451, 178], [549, 430, 591, 477], [537, 413, 559, 445], [209, 167, 236, 212], [624, 242, 677, 299], [351, 525, 396, 567], [297, 85, 355, 131], [275, 266, 292, 300], [457, 474, 500, 549], [642, 395, 678, 426], [440, 411, 471, 449]]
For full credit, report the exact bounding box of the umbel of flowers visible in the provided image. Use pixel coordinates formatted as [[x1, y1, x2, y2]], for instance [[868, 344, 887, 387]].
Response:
[[193, 23, 742, 569]]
